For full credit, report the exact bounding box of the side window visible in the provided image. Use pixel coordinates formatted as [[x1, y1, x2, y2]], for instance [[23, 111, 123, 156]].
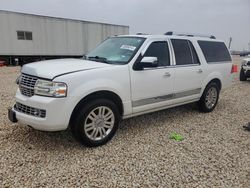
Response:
[[171, 39, 194, 65], [17, 31, 33, 40], [198, 41, 231, 63], [17, 31, 25, 40], [25, 32, 33, 40], [144, 41, 170, 66]]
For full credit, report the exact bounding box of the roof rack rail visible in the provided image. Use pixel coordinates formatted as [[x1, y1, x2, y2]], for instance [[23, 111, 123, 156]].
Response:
[[136, 33, 149, 35], [165, 31, 216, 39]]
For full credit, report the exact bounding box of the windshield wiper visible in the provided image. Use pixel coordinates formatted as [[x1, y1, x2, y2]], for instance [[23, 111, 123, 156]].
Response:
[[87, 56, 109, 63]]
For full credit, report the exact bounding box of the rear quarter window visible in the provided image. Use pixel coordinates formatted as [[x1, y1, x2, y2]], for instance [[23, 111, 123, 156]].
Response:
[[198, 41, 232, 63]]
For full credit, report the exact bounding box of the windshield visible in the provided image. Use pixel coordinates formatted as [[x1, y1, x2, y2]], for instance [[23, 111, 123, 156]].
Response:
[[86, 37, 145, 64]]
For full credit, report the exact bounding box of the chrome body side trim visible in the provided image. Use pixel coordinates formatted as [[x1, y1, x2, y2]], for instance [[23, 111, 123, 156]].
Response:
[[124, 98, 200, 119], [174, 88, 201, 99], [132, 88, 201, 107]]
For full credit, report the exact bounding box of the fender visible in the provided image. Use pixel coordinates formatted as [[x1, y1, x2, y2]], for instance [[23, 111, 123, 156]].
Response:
[[72, 79, 131, 112], [54, 66, 132, 117], [201, 71, 223, 93]]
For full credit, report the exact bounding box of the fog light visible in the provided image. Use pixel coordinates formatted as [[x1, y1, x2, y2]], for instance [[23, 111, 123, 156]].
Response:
[[33, 109, 41, 116]]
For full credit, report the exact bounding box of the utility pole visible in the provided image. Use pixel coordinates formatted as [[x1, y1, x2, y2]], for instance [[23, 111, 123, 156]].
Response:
[[228, 37, 232, 49], [248, 42, 250, 51]]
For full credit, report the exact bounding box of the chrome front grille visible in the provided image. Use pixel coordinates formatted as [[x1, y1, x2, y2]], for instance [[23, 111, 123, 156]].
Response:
[[19, 74, 38, 97], [14, 102, 46, 118]]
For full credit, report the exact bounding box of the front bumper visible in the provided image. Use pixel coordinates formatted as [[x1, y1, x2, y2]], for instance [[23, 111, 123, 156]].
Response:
[[8, 108, 17, 123], [10, 89, 74, 131], [242, 66, 250, 77]]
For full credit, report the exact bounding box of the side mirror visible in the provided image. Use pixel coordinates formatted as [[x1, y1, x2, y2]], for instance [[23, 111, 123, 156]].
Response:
[[140, 57, 158, 68]]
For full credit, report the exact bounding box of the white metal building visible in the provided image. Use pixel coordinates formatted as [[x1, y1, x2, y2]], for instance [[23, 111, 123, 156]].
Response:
[[0, 10, 129, 64]]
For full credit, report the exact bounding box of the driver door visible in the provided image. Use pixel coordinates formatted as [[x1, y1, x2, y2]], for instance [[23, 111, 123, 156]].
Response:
[[130, 39, 175, 114]]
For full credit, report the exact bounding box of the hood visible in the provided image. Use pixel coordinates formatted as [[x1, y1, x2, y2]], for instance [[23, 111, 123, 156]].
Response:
[[21, 59, 110, 79]]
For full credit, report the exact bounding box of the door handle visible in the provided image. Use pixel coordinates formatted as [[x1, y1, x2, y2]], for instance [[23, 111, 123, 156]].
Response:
[[164, 72, 171, 77], [197, 69, 203, 73]]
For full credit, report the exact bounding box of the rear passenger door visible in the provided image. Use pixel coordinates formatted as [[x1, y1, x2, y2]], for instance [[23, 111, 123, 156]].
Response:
[[170, 39, 205, 102]]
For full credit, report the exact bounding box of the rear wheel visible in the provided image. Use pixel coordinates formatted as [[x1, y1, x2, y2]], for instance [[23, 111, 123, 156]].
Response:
[[240, 68, 247, 81], [71, 99, 120, 147], [198, 82, 220, 113]]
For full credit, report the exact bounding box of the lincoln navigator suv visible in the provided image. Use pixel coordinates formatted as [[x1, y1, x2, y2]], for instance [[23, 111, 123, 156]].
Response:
[[8, 32, 234, 147]]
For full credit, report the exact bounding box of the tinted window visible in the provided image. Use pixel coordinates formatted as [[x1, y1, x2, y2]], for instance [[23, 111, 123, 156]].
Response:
[[198, 41, 231, 62], [144, 42, 170, 66], [188, 41, 200, 64], [171, 39, 193, 65]]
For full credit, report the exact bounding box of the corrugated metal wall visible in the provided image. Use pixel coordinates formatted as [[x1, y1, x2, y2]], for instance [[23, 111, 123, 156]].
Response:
[[0, 11, 129, 56]]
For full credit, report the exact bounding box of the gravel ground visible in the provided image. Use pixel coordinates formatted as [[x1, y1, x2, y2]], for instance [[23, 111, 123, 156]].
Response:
[[0, 56, 249, 188]]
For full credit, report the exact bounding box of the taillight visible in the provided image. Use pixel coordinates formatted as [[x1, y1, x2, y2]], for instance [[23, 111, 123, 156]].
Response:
[[231, 64, 238, 73]]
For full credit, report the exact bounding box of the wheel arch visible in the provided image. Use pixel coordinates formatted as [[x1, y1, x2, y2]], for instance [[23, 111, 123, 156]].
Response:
[[207, 78, 222, 90], [69, 90, 124, 127], [198, 78, 221, 113], [202, 71, 223, 93]]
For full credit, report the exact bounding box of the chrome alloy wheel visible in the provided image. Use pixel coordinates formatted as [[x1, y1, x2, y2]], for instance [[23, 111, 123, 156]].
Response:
[[205, 87, 218, 109], [84, 106, 115, 141]]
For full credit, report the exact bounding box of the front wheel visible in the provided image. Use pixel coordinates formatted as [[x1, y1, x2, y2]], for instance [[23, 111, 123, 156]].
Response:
[[71, 99, 121, 147], [198, 82, 220, 113]]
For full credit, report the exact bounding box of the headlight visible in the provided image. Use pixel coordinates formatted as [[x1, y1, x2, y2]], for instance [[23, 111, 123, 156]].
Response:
[[34, 79, 67, 97]]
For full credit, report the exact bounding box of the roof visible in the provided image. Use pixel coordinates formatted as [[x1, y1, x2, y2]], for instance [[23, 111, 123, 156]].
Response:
[[0, 9, 129, 28], [117, 34, 223, 42]]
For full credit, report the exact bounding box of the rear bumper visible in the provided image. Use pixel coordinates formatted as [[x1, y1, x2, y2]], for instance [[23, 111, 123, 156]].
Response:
[[10, 89, 74, 131], [242, 66, 250, 77]]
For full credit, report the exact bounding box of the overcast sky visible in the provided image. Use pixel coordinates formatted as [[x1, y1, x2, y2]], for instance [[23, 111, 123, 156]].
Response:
[[1, 0, 249, 50]]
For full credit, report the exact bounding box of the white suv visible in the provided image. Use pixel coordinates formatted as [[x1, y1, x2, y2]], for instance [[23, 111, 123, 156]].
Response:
[[9, 32, 233, 147], [240, 58, 250, 81]]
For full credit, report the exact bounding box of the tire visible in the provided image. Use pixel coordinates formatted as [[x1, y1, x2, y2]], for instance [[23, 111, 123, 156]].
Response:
[[71, 99, 121, 147], [198, 82, 220, 113], [240, 68, 247, 81]]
